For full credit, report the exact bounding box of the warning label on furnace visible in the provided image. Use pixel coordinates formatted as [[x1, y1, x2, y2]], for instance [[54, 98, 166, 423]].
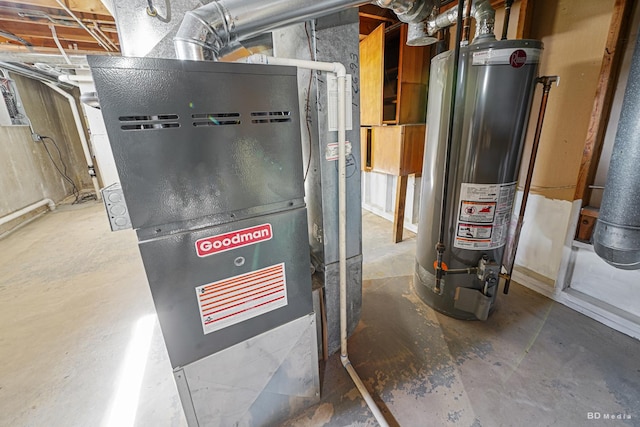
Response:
[[454, 182, 516, 250], [196, 263, 288, 335]]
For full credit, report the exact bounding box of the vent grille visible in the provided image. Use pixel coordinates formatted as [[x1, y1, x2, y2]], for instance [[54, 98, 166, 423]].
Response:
[[192, 112, 240, 127], [119, 114, 180, 131], [251, 111, 291, 124]]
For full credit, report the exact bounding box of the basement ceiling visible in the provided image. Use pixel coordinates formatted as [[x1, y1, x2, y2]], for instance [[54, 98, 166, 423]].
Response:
[[0, 0, 119, 55]]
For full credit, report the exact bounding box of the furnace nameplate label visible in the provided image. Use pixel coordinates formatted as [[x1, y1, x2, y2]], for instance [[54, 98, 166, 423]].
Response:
[[196, 263, 288, 334], [454, 182, 516, 250], [195, 223, 272, 257]]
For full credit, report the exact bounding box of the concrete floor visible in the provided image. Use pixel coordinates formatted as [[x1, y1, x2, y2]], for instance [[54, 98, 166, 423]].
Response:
[[1, 202, 639, 427]]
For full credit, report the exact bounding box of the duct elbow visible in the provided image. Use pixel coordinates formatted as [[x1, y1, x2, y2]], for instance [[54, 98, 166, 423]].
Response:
[[174, 2, 231, 61], [375, 0, 435, 24], [472, 0, 496, 42], [425, 0, 496, 42], [428, 7, 457, 36]]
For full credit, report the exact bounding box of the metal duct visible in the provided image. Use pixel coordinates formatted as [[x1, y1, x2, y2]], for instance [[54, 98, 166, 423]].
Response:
[[174, 0, 440, 60], [174, 0, 368, 60], [593, 29, 640, 270], [427, 0, 496, 42]]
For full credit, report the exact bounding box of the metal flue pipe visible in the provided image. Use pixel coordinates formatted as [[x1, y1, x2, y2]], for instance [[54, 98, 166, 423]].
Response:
[[174, 0, 368, 60], [427, 0, 496, 43], [593, 28, 640, 270], [174, 0, 439, 60]]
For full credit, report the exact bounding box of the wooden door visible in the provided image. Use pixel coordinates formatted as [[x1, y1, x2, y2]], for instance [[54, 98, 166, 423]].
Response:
[[359, 23, 385, 126]]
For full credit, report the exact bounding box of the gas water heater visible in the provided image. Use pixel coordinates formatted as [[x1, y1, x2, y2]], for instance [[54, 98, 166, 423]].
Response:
[[415, 39, 542, 320]]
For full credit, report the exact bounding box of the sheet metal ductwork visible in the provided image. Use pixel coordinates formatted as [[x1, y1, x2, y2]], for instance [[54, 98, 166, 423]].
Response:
[[593, 28, 640, 270], [174, 0, 439, 60], [426, 0, 496, 42]]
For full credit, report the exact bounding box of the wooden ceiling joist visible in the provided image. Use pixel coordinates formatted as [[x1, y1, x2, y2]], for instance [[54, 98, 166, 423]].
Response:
[[0, 0, 111, 16], [0, 0, 118, 53]]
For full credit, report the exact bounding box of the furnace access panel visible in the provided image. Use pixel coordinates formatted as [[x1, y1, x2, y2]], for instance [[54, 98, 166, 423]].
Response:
[[89, 56, 313, 368]]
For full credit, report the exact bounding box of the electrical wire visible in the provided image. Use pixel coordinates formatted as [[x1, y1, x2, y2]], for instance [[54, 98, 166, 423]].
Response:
[[40, 135, 87, 204]]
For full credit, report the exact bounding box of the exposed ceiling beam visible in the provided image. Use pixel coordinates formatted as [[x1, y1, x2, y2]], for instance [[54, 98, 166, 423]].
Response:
[[0, 1, 119, 54], [0, 15, 117, 33], [0, 0, 112, 16], [0, 20, 116, 44]]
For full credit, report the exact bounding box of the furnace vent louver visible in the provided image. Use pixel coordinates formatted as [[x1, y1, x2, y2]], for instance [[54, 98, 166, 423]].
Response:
[[119, 114, 180, 131], [192, 112, 241, 126], [251, 111, 291, 124]]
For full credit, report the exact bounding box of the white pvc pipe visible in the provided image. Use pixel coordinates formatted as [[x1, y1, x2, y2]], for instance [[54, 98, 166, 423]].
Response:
[[246, 54, 389, 427], [44, 82, 102, 200], [0, 199, 55, 227], [58, 74, 94, 85]]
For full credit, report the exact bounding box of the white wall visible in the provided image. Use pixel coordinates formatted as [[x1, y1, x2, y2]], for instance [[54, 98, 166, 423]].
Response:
[[76, 70, 119, 187]]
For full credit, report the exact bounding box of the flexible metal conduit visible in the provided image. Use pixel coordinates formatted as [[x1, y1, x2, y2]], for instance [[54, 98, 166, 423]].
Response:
[[246, 54, 389, 427], [0, 199, 55, 229]]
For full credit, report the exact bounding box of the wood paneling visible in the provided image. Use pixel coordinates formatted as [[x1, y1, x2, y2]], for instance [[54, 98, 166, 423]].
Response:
[[359, 24, 385, 126]]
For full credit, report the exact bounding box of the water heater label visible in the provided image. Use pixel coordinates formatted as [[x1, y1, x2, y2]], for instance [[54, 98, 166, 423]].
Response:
[[454, 182, 516, 250], [196, 263, 288, 334], [472, 48, 540, 66], [195, 223, 272, 257]]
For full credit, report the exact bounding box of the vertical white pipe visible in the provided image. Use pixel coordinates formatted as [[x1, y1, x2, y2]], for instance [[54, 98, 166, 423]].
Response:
[[44, 82, 102, 200], [245, 54, 389, 426]]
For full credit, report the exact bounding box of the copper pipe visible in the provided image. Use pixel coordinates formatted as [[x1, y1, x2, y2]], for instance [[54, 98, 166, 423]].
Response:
[[503, 75, 559, 294], [461, 0, 473, 44]]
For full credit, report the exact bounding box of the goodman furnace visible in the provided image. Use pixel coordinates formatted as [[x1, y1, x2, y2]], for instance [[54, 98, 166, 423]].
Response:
[[89, 56, 319, 426]]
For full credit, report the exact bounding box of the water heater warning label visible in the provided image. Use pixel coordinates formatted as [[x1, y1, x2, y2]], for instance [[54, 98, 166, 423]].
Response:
[[454, 182, 516, 250], [196, 263, 288, 334]]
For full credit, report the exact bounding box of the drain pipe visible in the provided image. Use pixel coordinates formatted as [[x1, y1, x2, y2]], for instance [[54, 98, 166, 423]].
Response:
[[0, 199, 55, 229], [44, 82, 101, 200], [246, 54, 389, 427]]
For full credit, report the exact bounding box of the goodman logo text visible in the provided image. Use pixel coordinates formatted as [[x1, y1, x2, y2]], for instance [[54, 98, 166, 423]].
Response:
[[196, 224, 272, 257]]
